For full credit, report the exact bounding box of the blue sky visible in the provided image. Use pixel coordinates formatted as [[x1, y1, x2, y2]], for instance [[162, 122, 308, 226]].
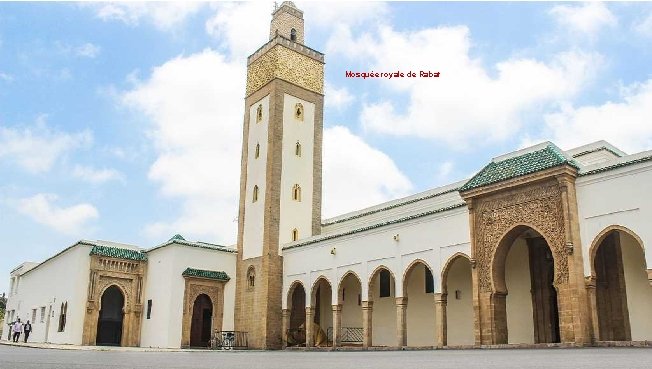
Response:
[[1, 1, 652, 294]]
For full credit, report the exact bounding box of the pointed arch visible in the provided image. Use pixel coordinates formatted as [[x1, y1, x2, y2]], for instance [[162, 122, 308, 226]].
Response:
[[367, 265, 396, 300], [252, 185, 259, 202], [441, 253, 471, 294], [255, 143, 260, 159], [295, 141, 301, 157], [589, 224, 646, 277], [402, 259, 434, 295]]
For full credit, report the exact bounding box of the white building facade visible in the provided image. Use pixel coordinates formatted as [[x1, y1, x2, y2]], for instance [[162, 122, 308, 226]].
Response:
[[6, 1, 652, 350]]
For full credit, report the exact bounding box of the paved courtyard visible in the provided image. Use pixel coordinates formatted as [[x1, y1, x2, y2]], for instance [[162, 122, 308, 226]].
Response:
[[1, 345, 652, 369]]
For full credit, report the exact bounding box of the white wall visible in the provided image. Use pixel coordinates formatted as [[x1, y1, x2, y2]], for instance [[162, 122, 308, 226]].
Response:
[[576, 162, 652, 276], [505, 238, 534, 344], [140, 244, 237, 348], [339, 274, 362, 329], [242, 95, 270, 260], [4, 244, 91, 345], [620, 232, 652, 340], [405, 263, 435, 346], [446, 257, 474, 345], [279, 94, 315, 248]]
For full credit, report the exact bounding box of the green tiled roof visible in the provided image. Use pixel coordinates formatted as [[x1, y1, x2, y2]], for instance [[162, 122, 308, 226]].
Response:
[[90, 245, 147, 261], [169, 234, 186, 241], [460, 144, 579, 192], [182, 268, 230, 281]]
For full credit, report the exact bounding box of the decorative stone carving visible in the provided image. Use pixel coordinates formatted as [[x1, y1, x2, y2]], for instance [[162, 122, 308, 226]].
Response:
[[473, 182, 569, 292], [82, 255, 146, 347], [246, 45, 324, 96], [180, 277, 226, 348]]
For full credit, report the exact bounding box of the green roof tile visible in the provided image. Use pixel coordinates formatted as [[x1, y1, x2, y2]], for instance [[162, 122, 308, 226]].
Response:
[[89, 245, 147, 261], [182, 268, 230, 281], [460, 144, 579, 192], [169, 234, 186, 241]]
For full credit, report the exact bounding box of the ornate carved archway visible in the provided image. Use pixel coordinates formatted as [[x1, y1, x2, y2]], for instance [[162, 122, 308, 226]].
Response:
[[180, 269, 228, 348], [462, 165, 591, 346], [82, 247, 146, 347]]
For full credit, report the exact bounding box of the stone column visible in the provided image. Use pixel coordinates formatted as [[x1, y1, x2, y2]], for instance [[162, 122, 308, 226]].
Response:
[[434, 293, 447, 347], [281, 309, 290, 348], [647, 269, 652, 287], [396, 297, 408, 347], [558, 175, 592, 344], [584, 277, 598, 342], [362, 301, 373, 348], [332, 305, 342, 348], [305, 307, 314, 347]]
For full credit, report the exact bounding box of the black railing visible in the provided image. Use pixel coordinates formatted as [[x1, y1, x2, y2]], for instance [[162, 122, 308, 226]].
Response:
[[326, 327, 363, 344], [210, 331, 248, 349]]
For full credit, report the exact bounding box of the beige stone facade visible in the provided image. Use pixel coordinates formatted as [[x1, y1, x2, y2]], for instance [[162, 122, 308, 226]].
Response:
[[180, 276, 226, 348], [81, 254, 146, 347], [235, 3, 325, 348]]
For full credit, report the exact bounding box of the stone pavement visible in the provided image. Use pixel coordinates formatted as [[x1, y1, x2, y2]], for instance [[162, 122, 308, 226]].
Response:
[[1, 343, 652, 369]]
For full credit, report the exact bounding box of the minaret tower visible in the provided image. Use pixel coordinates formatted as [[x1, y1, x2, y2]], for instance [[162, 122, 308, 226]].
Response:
[[234, 1, 324, 349]]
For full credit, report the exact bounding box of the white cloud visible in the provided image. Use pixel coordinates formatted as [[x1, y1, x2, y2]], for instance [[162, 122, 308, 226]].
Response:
[[300, 1, 389, 29], [72, 165, 124, 184], [0, 72, 13, 82], [122, 46, 412, 241], [633, 12, 652, 38], [549, 2, 617, 37], [121, 49, 245, 243], [330, 25, 601, 149], [15, 193, 99, 235], [0, 116, 92, 173], [322, 126, 412, 218], [325, 82, 354, 110], [92, 2, 204, 31], [204, 2, 270, 60], [533, 79, 652, 153], [75, 43, 101, 58]]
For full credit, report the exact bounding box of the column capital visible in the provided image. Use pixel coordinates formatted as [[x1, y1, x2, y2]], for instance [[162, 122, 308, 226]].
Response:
[[305, 306, 314, 314], [362, 300, 373, 310], [331, 304, 342, 312], [647, 269, 652, 287], [434, 292, 447, 304], [395, 297, 408, 306], [584, 275, 596, 289]]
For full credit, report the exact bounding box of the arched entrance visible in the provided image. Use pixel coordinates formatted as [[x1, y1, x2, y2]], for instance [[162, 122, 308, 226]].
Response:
[[338, 272, 363, 345], [591, 227, 652, 341], [494, 225, 560, 344], [309, 278, 332, 347], [442, 254, 474, 346], [190, 294, 213, 347], [286, 281, 306, 346], [96, 285, 124, 346], [368, 266, 396, 346], [403, 260, 435, 346]]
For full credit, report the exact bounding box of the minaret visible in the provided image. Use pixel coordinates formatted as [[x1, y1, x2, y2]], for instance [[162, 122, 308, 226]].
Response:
[[234, 1, 324, 349]]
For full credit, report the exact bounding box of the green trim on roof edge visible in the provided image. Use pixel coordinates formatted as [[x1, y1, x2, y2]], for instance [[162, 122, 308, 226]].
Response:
[[579, 154, 652, 176], [182, 268, 230, 281], [460, 145, 579, 192], [90, 245, 147, 261]]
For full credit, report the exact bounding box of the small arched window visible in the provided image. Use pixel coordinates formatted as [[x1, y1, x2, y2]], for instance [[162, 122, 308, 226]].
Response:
[[290, 28, 297, 42], [253, 185, 259, 202], [295, 141, 301, 157], [292, 184, 301, 201], [294, 103, 303, 121], [291, 228, 299, 241], [255, 143, 260, 159], [247, 266, 255, 290], [256, 104, 263, 122]]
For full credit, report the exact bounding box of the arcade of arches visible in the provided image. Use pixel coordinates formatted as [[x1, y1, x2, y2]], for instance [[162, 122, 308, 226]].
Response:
[[283, 180, 651, 348]]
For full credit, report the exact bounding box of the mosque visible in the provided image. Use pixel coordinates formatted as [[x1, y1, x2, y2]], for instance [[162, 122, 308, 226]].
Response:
[[5, 2, 652, 350]]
